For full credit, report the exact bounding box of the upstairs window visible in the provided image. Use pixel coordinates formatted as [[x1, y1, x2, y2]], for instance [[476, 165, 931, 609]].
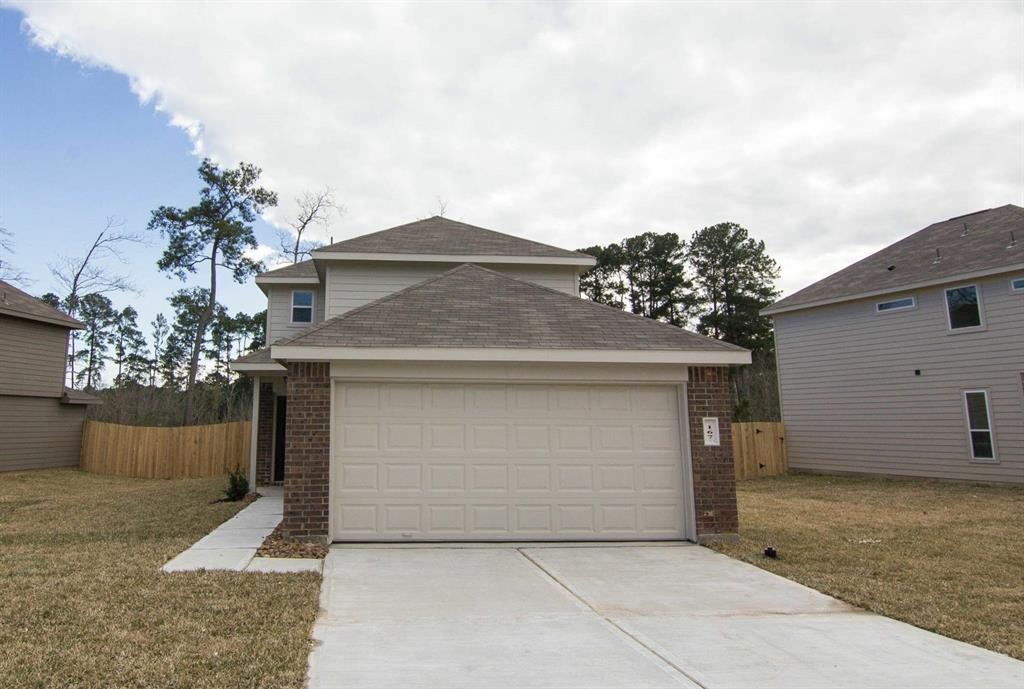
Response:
[[1012, 277, 1024, 293], [963, 390, 996, 460], [876, 297, 915, 313], [945, 285, 982, 330], [291, 290, 314, 323]]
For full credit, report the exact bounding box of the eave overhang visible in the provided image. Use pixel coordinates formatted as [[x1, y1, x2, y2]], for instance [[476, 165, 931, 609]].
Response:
[[269, 345, 751, 366]]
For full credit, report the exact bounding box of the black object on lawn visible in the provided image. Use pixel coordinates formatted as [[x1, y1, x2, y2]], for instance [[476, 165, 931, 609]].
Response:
[[764, 546, 777, 559]]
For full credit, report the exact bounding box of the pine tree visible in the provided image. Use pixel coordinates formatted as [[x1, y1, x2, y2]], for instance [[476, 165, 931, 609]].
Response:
[[111, 306, 149, 386], [148, 159, 277, 423], [688, 222, 780, 352], [74, 293, 116, 390]]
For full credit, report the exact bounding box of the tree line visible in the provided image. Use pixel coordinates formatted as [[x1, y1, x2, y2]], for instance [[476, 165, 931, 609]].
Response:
[[3, 160, 339, 426], [7, 155, 782, 424], [577, 223, 782, 419]]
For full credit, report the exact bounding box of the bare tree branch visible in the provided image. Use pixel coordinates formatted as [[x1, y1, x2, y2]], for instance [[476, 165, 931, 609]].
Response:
[[48, 217, 146, 387], [0, 224, 30, 285], [278, 187, 343, 263]]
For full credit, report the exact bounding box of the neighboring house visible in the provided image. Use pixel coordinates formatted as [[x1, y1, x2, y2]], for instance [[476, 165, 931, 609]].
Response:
[[232, 216, 750, 543], [763, 204, 1023, 484], [0, 280, 101, 472]]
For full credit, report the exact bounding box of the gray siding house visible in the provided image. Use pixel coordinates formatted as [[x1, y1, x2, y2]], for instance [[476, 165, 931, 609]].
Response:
[[0, 280, 100, 471], [764, 205, 1023, 484]]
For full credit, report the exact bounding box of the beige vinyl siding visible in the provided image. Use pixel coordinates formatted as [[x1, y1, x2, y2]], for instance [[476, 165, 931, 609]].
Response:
[[0, 395, 86, 471], [325, 261, 579, 317], [266, 284, 326, 344], [774, 272, 1024, 484], [0, 315, 69, 397]]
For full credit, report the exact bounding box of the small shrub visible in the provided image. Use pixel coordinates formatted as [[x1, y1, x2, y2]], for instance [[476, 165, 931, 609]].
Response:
[[223, 467, 249, 501]]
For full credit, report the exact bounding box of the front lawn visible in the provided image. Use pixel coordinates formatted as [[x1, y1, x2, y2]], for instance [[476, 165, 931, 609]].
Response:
[[709, 474, 1024, 660], [0, 469, 321, 689]]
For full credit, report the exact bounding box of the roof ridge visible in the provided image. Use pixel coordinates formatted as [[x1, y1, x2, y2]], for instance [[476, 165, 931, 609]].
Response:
[[316, 216, 592, 259]]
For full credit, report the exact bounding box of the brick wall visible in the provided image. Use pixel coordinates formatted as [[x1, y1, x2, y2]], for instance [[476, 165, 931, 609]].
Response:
[[686, 366, 739, 540], [255, 381, 275, 486], [280, 362, 331, 541]]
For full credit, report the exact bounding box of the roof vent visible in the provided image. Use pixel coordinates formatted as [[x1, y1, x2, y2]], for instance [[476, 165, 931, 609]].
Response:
[[932, 248, 942, 264], [960, 223, 969, 237], [1009, 231, 1017, 249], [886, 264, 895, 271]]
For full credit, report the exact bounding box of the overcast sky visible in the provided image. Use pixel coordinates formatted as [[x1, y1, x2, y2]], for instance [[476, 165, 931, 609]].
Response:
[[3, 1, 1022, 319]]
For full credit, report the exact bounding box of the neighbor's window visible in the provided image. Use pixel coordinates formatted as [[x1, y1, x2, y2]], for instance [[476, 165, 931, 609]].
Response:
[[945, 285, 982, 330], [963, 390, 995, 460], [291, 290, 314, 323], [876, 297, 915, 313], [1012, 277, 1024, 293]]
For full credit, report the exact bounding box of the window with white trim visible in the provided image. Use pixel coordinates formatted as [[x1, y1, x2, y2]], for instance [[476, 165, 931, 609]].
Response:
[[1012, 277, 1024, 293], [291, 290, 314, 323], [945, 284, 982, 330], [876, 297, 915, 313], [963, 390, 995, 460]]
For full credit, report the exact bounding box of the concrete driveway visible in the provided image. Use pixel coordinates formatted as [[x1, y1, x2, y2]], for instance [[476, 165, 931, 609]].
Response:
[[308, 544, 1024, 689]]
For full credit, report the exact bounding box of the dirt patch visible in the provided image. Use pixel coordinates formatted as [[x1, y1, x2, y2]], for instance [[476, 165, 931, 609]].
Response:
[[257, 524, 329, 559]]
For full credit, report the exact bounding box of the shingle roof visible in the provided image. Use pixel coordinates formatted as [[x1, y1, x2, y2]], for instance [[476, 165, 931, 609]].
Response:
[[62, 388, 102, 405], [257, 259, 318, 280], [232, 347, 273, 364], [277, 264, 745, 352], [765, 204, 1024, 314], [315, 216, 593, 261], [0, 280, 83, 328]]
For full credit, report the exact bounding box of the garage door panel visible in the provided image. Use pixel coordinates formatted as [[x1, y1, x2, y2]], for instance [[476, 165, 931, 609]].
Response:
[[332, 382, 686, 541]]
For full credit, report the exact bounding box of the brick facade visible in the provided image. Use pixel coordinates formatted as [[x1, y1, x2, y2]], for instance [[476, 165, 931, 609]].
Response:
[[280, 362, 331, 541], [686, 366, 739, 540], [255, 381, 275, 486]]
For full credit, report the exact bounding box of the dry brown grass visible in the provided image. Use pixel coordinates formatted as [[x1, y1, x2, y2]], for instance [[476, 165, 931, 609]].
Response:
[[0, 469, 321, 689], [709, 473, 1024, 660]]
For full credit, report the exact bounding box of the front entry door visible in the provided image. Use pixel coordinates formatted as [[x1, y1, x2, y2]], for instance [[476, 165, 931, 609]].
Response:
[[274, 396, 287, 482]]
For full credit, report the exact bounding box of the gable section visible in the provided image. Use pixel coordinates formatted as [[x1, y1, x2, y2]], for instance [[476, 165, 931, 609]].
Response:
[[277, 264, 745, 355]]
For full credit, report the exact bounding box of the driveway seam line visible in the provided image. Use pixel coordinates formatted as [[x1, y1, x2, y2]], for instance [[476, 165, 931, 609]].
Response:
[[516, 548, 711, 689]]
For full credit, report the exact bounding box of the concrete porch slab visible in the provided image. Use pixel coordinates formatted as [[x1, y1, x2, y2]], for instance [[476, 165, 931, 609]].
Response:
[[162, 547, 254, 573], [191, 526, 277, 550], [247, 557, 323, 574], [161, 489, 323, 575]]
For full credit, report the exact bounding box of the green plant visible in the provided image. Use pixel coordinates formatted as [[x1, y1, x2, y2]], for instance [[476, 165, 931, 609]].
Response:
[[223, 466, 249, 501]]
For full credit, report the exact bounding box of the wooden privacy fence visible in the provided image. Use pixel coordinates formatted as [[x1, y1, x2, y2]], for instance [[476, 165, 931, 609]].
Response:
[[80, 420, 251, 479], [732, 421, 787, 480]]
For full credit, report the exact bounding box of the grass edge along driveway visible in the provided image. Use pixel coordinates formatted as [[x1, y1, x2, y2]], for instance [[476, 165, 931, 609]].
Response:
[[0, 469, 321, 689], [709, 473, 1024, 661]]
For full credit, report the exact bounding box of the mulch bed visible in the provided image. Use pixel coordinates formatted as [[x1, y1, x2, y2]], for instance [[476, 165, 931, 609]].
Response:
[[256, 524, 329, 559]]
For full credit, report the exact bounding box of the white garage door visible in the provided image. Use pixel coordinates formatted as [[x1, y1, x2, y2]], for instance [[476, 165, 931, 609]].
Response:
[[332, 382, 688, 541]]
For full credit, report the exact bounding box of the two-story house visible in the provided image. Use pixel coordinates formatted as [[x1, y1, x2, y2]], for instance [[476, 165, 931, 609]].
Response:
[[0, 280, 100, 472], [231, 216, 751, 543], [764, 204, 1023, 484]]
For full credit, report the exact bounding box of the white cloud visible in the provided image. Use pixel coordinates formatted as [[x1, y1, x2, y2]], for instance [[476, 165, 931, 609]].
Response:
[[12, 1, 1024, 296], [244, 243, 278, 267]]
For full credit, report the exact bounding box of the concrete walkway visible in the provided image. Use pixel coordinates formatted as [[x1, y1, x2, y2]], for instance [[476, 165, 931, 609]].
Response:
[[162, 487, 321, 574], [309, 544, 1024, 689]]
